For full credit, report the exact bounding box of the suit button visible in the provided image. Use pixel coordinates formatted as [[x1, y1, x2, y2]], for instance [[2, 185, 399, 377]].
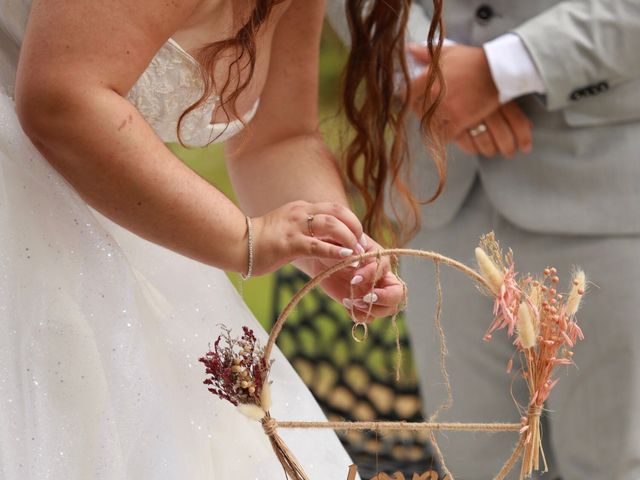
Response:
[[586, 85, 599, 96], [476, 5, 494, 24], [570, 90, 583, 101], [569, 81, 610, 101]]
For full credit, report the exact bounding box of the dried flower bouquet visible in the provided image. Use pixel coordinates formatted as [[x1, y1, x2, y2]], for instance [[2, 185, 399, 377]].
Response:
[[476, 233, 586, 479]]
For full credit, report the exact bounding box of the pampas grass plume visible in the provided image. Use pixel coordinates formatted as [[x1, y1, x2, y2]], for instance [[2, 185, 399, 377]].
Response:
[[517, 302, 537, 349], [238, 404, 266, 421], [528, 282, 541, 311], [527, 282, 542, 333], [475, 247, 504, 295], [261, 382, 272, 411], [566, 270, 586, 316]]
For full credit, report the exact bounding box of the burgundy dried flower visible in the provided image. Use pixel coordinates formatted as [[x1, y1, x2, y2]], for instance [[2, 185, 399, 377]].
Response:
[[199, 326, 271, 407]]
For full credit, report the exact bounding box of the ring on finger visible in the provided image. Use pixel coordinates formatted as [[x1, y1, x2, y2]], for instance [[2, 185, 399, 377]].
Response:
[[469, 123, 488, 137], [306, 215, 315, 237]]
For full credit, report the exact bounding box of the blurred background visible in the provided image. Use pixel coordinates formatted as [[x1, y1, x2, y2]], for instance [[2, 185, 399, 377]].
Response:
[[170, 23, 434, 477]]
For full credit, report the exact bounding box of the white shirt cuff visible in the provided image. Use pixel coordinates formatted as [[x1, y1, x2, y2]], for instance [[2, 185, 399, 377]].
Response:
[[483, 33, 546, 104], [407, 38, 457, 79]]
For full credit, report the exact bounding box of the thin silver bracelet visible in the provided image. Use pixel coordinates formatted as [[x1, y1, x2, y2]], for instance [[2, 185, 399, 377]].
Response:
[[241, 216, 254, 280]]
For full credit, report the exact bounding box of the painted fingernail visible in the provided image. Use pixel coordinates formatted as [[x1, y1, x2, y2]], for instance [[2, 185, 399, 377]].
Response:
[[339, 248, 354, 257], [342, 298, 353, 309], [359, 234, 368, 248], [363, 293, 378, 304], [350, 260, 360, 268], [351, 275, 364, 285], [356, 243, 365, 254]]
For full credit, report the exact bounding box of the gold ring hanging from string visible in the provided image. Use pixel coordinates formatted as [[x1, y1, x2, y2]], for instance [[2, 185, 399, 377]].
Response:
[[306, 215, 315, 237], [351, 321, 369, 343]]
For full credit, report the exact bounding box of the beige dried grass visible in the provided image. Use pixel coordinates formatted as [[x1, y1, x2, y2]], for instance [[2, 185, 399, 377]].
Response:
[[475, 247, 504, 295], [566, 269, 586, 316], [516, 302, 537, 349]]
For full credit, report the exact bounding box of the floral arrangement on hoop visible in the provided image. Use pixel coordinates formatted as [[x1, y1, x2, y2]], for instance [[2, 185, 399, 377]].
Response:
[[199, 234, 587, 480], [200, 326, 271, 409], [199, 326, 308, 478], [475, 233, 586, 479]]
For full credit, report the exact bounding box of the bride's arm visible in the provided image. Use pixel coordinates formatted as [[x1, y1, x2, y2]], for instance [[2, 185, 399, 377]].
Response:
[[225, 0, 345, 214], [226, 0, 404, 319], [15, 0, 359, 276]]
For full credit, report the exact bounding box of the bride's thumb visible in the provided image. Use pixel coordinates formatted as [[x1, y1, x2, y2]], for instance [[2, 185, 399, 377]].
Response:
[[407, 42, 432, 64]]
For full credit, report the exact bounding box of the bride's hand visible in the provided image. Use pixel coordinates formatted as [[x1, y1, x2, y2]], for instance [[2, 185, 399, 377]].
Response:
[[302, 235, 405, 324], [251, 201, 404, 322], [250, 200, 365, 276]]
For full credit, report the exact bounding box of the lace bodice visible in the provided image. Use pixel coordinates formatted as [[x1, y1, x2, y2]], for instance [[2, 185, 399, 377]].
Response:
[[127, 39, 257, 146]]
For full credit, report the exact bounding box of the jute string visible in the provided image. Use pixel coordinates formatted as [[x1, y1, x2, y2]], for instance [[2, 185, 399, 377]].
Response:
[[427, 260, 454, 479], [428, 260, 453, 423], [391, 254, 407, 382], [271, 420, 522, 432], [261, 249, 532, 480]]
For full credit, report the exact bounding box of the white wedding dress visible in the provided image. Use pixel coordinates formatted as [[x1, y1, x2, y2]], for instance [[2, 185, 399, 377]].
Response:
[[0, 2, 354, 478]]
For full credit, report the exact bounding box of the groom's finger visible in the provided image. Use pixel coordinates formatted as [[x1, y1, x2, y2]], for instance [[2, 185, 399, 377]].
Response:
[[407, 43, 432, 64], [471, 125, 498, 157], [485, 111, 517, 158], [456, 133, 479, 155], [500, 102, 533, 153]]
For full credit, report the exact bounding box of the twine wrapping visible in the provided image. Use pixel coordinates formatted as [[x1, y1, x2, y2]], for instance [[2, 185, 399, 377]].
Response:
[[520, 405, 545, 478], [261, 414, 310, 480]]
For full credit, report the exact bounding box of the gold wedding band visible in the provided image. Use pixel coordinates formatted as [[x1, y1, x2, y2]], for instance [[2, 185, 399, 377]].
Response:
[[469, 123, 488, 137], [307, 215, 315, 237]]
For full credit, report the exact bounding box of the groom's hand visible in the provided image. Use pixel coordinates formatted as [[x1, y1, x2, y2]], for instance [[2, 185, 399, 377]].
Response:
[[455, 101, 533, 158], [408, 43, 533, 158], [408, 43, 500, 140]]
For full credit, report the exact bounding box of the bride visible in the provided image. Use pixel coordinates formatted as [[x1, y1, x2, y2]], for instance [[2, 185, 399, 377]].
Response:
[[0, 0, 443, 477]]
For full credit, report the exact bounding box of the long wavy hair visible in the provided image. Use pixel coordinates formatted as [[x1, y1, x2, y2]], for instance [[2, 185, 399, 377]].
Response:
[[179, 0, 446, 246]]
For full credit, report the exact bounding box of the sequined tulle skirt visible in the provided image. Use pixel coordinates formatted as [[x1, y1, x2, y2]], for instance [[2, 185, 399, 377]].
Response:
[[0, 92, 353, 479]]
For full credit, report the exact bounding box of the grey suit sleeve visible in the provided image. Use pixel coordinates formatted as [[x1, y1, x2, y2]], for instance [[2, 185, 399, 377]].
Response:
[[406, 2, 431, 43], [513, 0, 640, 110]]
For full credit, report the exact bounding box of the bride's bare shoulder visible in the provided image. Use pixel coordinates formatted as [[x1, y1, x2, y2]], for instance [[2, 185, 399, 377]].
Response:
[[17, 0, 205, 98]]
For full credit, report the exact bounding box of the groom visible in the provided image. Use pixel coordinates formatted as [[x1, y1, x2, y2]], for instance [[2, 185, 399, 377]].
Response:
[[327, 1, 640, 479]]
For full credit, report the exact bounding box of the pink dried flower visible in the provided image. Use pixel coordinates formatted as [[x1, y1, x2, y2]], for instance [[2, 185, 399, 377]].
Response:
[[486, 264, 521, 337]]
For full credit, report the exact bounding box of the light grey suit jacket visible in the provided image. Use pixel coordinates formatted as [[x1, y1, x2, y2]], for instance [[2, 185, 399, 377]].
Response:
[[326, 0, 640, 235]]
